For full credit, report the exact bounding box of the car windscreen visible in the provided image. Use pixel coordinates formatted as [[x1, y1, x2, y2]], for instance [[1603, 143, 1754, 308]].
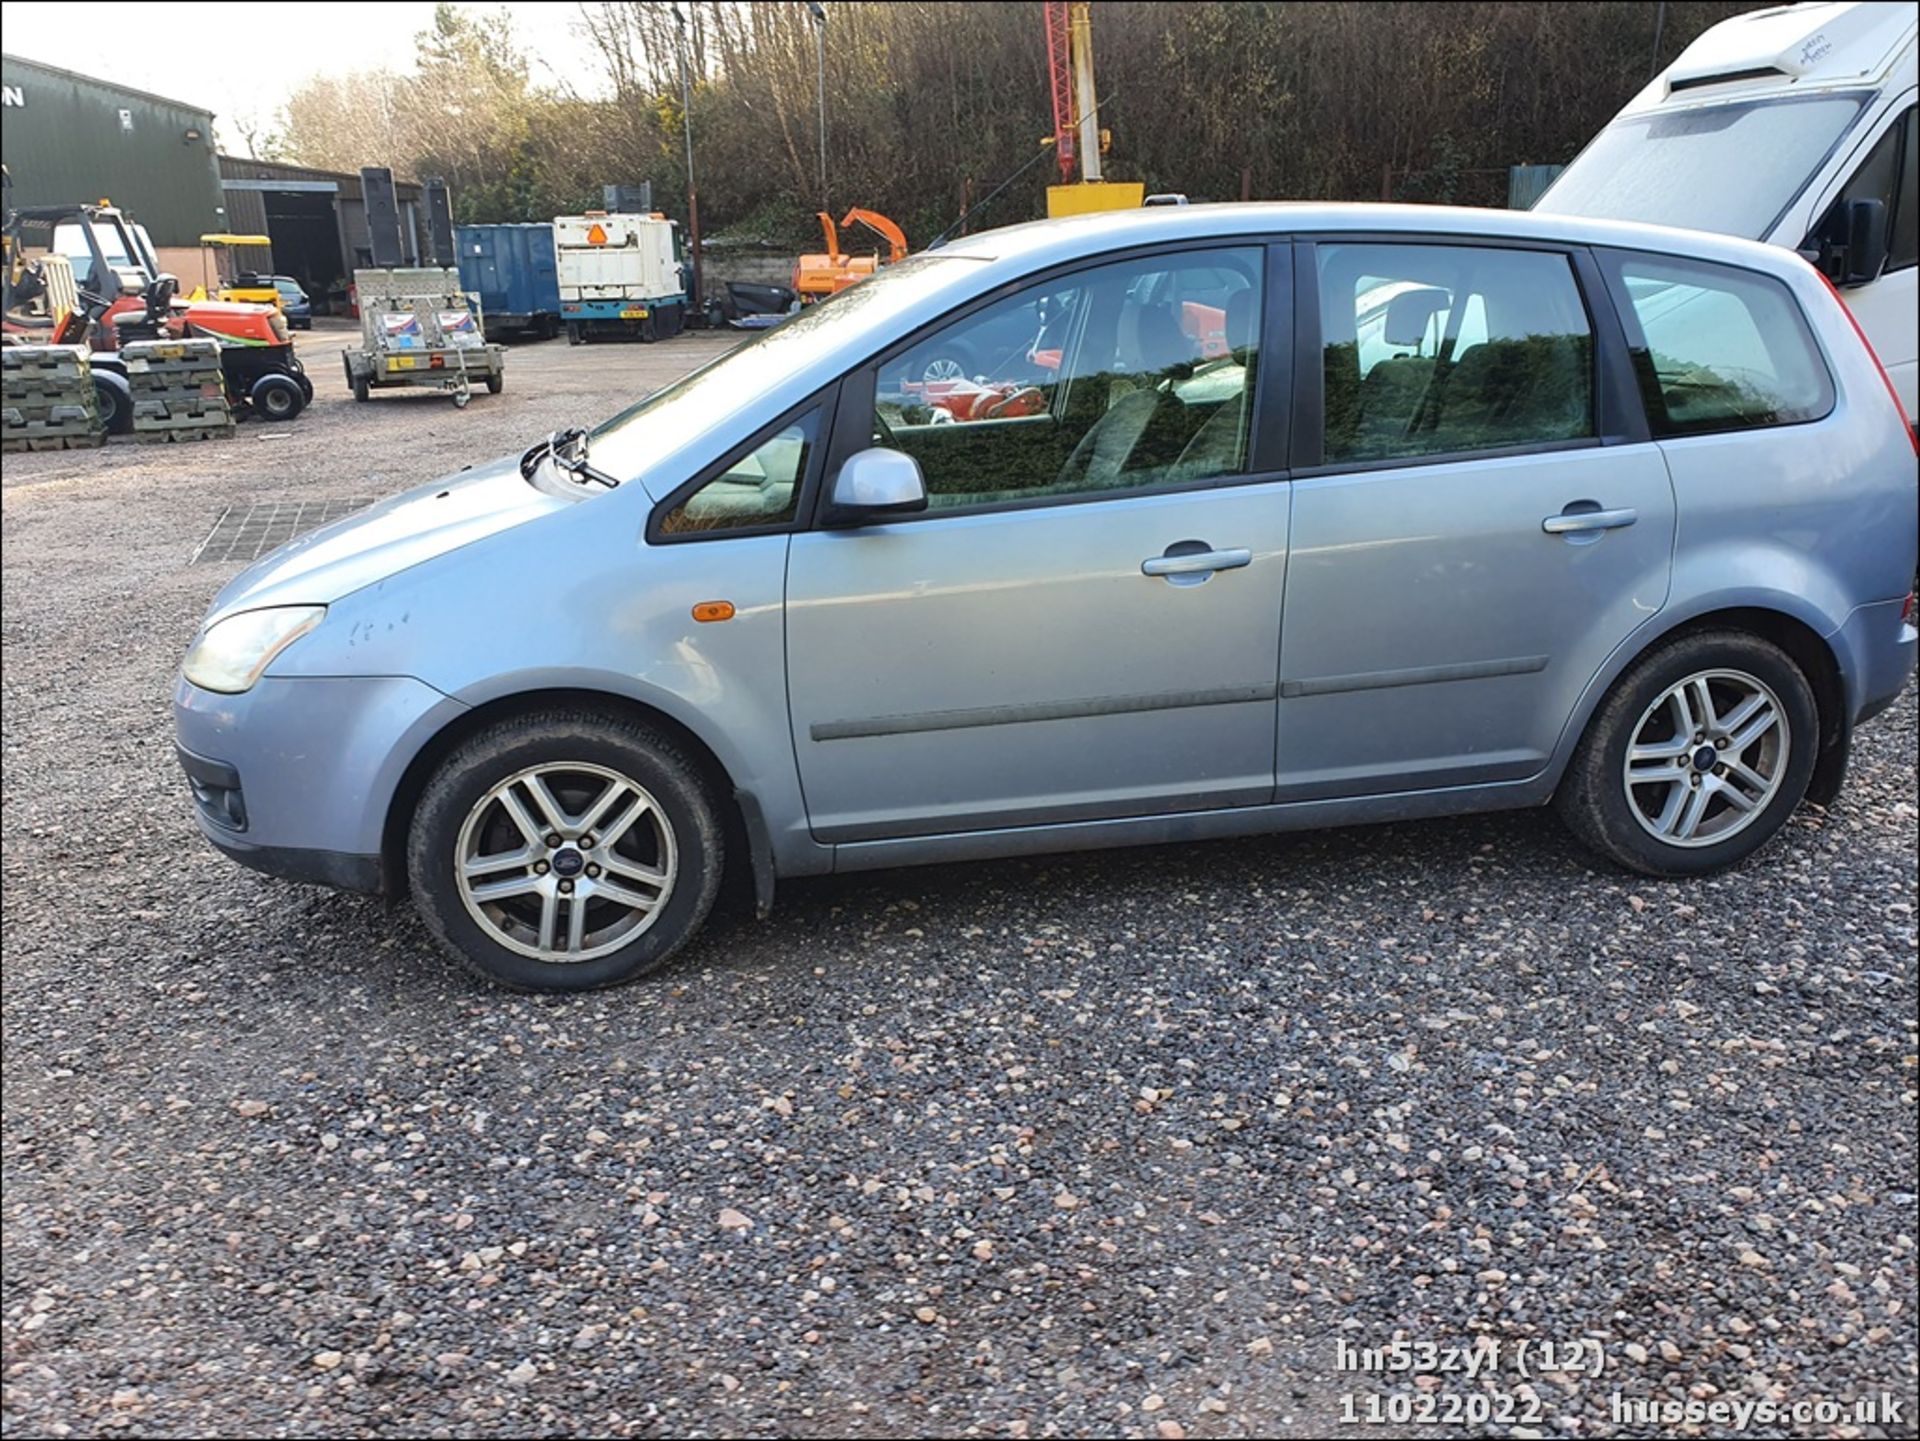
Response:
[[1535, 93, 1867, 239], [587, 253, 979, 484]]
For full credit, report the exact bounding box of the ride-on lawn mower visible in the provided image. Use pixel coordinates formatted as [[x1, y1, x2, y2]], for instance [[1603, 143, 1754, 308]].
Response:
[[2, 201, 311, 430]]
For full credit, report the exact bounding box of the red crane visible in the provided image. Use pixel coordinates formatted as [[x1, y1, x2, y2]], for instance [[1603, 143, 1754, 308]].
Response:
[[1043, 0, 1077, 184]]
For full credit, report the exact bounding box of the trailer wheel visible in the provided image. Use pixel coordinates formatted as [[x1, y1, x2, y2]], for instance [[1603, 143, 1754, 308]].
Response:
[[352, 374, 371, 403], [486, 373, 503, 395]]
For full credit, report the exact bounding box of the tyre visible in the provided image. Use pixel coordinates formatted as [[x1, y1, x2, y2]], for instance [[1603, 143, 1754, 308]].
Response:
[[1556, 630, 1818, 877], [251, 374, 305, 422], [567, 322, 584, 346], [352, 374, 370, 403], [92, 376, 133, 435], [485, 372, 503, 395], [406, 711, 723, 990]]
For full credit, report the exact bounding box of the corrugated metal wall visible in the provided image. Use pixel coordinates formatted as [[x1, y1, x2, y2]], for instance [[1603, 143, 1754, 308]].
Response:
[[1, 54, 223, 246]]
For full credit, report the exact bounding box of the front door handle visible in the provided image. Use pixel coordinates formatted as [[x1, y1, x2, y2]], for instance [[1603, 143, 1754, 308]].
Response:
[[1142, 546, 1252, 579], [1542, 506, 1637, 536]]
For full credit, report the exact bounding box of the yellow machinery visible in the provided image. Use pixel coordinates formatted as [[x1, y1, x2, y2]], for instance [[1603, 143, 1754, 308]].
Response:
[[192, 234, 280, 308], [1042, 2, 1144, 218]]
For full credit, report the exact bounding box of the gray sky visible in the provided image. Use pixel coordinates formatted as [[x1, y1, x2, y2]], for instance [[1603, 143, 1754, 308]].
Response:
[[0, 1, 609, 149]]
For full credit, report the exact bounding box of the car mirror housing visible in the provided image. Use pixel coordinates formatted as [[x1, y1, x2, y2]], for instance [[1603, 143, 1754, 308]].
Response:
[[824, 447, 928, 525]]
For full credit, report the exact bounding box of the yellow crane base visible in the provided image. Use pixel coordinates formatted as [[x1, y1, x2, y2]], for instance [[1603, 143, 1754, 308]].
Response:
[[1046, 182, 1146, 218]]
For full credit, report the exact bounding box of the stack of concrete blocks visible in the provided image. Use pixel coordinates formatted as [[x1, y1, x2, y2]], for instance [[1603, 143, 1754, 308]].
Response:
[[1, 344, 105, 452], [124, 338, 234, 443]]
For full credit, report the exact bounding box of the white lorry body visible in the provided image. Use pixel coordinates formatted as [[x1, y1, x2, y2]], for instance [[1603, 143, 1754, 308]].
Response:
[[553, 213, 686, 342]]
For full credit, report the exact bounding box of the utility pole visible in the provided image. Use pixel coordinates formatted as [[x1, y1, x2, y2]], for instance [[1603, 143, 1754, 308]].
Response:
[[672, 2, 703, 314], [806, 2, 828, 214]]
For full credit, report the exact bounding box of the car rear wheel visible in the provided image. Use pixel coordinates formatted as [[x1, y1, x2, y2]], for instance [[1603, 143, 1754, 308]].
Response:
[[1556, 631, 1818, 876], [406, 711, 723, 990]]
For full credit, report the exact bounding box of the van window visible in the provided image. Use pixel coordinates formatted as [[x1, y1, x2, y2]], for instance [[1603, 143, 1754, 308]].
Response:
[[1536, 95, 1867, 240], [1610, 256, 1833, 436], [1316, 244, 1593, 464], [1896, 107, 1920, 270], [1812, 104, 1917, 274]]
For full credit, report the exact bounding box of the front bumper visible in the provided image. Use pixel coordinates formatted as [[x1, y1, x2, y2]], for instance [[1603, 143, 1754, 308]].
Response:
[[173, 673, 466, 894]]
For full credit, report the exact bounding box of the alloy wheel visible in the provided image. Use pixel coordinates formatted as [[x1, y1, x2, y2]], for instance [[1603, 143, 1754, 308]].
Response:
[[455, 762, 677, 961], [1622, 668, 1789, 848]]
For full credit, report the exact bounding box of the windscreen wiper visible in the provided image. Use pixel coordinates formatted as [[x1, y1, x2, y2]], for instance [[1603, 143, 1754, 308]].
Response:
[[523, 426, 622, 489]]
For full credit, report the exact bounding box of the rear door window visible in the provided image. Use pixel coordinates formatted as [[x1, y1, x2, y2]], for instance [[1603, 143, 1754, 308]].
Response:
[[1315, 243, 1594, 464], [1606, 255, 1834, 436]]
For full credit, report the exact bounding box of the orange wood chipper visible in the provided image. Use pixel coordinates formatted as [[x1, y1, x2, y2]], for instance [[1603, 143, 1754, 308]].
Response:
[[793, 209, 907, 302]]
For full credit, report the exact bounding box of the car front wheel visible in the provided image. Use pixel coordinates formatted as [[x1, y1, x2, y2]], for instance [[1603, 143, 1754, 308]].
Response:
[[407, 711, 723, 989], [1556, 630, 1818, 877]]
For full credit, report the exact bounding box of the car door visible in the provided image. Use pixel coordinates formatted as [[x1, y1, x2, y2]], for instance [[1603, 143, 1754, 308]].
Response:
[[1276, 238, 1674, 801], [785, 243, 1292, 843]]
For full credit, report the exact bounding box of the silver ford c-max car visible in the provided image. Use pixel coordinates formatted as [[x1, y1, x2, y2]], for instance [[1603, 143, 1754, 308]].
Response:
[[174, 204, 1919, 990]]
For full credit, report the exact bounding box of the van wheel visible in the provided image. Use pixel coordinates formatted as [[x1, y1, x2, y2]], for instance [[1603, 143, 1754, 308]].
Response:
[[1556, 631, 1818, 877], [406, 712, 723, 990]]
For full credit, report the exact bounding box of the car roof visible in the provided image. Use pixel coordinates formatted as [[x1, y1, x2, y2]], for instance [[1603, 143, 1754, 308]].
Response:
[[939, 201, 1808, 280]]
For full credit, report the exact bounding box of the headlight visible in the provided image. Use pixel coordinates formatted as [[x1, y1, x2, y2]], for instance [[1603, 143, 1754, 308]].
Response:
[[182, 605, 325, 693]]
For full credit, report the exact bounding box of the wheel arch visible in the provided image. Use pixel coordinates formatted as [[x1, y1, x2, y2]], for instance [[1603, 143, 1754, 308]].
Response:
[[1555, 601, 1851, 805], [380, 685, 776, 914]]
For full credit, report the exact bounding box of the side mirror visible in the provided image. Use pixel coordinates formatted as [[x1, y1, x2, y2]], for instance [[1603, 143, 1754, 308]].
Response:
[[824, 447, 927, 525], [1841, 197, 1888, 286]]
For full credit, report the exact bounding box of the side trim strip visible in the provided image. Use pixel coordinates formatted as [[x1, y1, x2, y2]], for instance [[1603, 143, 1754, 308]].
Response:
[[811, 684, 1278, 742], [1280, 655, 1548, 699]]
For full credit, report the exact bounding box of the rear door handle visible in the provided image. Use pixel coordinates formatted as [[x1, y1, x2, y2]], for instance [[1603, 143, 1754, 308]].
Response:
[[1542, 507, 1637, 535], [1141, 547, 1252, 578]]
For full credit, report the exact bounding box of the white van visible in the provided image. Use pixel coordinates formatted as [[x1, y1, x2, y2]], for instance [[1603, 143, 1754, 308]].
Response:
[[1536, 1, 1917, 421]]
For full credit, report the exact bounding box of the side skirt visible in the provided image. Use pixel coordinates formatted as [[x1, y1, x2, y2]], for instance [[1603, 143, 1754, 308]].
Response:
[[827, 776, 1555, 875]]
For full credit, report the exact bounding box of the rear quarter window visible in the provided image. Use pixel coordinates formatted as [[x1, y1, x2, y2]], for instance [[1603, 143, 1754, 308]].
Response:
[[1606, 253, 1833, 436]]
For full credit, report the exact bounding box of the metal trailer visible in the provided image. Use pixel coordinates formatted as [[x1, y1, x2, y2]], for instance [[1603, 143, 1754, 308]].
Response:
[[342, 268, 505, 408], [553, 213, 687, 344], [455, 223, 561, 339]]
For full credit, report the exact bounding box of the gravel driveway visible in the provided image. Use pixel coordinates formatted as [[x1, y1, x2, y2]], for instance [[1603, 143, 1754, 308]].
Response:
[[3, 324, 1915, 1438]]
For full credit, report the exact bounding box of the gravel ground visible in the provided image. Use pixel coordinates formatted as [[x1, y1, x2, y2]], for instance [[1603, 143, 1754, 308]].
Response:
[[3, 323, 1916, 1438]]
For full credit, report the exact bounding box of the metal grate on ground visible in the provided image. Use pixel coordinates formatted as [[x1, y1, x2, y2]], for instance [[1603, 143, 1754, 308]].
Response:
[[191, 498, 378, 565]]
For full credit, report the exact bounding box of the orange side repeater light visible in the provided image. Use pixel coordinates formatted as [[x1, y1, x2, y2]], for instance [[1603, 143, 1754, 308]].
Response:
[[691, 601, 735, 623]]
